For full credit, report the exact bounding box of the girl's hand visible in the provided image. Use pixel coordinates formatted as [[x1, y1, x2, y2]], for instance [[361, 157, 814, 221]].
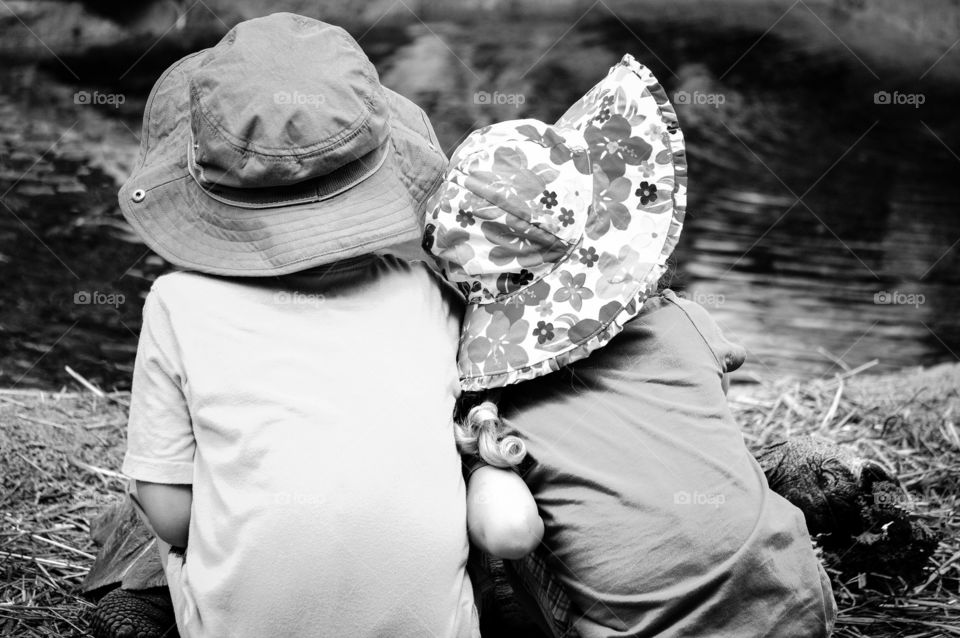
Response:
[[466, 464, 544, 559]]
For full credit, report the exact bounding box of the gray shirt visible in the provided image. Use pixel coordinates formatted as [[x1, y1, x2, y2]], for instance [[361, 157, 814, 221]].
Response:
[[502, 291, 836, 637]]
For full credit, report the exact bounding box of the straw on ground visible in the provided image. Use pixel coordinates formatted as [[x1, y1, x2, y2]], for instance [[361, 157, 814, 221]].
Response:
[[2, 363, 958, 636]]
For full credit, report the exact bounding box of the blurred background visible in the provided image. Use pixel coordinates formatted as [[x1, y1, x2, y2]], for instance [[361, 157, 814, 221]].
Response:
[[0, 0, 958, 390]]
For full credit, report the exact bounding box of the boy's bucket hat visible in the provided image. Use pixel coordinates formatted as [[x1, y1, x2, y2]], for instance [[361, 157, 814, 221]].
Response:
[[424, 55, 686, 391], [119, 13, 445, 276]]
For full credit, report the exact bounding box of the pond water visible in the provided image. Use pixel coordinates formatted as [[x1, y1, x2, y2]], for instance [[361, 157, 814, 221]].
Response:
[[1, 13, 958, 390]]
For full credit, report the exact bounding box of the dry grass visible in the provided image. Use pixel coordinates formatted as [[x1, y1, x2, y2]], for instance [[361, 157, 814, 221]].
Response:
[[731, 362, 960, 637], [0, 389, 129, 637], [1, 363, 958, 636]]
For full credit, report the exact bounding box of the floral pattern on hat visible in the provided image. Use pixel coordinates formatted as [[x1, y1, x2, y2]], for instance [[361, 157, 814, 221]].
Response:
[[425, 54, 687, 391]]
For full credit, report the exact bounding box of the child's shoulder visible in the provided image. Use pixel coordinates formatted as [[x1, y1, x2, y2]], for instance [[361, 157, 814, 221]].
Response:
[[374, 254, 465, 306], [660, 289, 713, 325], [652, 290, 746, 374], [145, 271, 251, 320], [148, 270, 224, 301]]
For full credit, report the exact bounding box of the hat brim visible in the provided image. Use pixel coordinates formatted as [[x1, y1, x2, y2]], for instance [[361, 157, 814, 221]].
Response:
[[456, 55, 687, 391], [119, 51, 444, 277], [120, 138, 422, 277]]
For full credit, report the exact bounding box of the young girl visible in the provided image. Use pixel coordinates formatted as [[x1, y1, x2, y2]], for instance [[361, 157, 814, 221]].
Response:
[[426, 55, 836, 637], [116, 15, 478, 637]]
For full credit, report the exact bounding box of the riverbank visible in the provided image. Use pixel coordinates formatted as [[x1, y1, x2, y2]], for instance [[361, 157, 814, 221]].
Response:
[[4, 0, 960, 388], [2, 0, 959, 84], [1, 363, 958, 636]]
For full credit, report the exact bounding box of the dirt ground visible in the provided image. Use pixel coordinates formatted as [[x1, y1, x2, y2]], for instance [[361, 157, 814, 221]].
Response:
[[1, 363, 958, 636]]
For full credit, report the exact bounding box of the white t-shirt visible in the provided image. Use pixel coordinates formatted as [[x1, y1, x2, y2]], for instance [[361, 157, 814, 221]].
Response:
[[123, 256, 478, 638]]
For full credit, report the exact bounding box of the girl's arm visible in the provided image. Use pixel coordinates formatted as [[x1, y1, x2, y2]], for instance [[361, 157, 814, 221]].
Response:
[[467, 464, 544, 559], [136, 481, 192, 548]]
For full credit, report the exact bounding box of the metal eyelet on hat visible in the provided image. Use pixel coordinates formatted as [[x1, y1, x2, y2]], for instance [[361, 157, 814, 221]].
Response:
[[131, 189, 146, 203]]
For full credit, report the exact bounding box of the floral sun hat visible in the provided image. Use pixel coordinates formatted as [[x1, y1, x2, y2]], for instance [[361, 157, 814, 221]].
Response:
[[424, 54, 686, 391]]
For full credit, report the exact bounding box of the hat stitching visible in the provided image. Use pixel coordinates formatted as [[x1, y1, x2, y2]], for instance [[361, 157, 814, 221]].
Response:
[[185, 19, 384, 158], [129, 150, 411, 242], [139, 206, 417, 269], [137, 50, 206, 171], [134, 185, 415, 253], [190, 85, 380, 159], [386, 135, 421, 213], [154, 180, 409, 237], [130, 108, 434, 215], [145, 227, 418, 274], [388, 125, 444, 204], [185, 139, 389, 209], [139, 173, 189, 195]]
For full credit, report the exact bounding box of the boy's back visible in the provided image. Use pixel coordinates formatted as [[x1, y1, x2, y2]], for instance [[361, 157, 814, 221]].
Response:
[[123, 255, 478, 637]]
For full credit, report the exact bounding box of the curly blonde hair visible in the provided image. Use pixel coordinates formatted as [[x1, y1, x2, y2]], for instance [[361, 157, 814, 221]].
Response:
[[454, 400, 527, 469]]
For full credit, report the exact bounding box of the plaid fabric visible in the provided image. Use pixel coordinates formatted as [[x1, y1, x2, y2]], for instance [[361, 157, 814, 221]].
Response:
[[469, 548, 579, 638], [508, 549, 580, 638]]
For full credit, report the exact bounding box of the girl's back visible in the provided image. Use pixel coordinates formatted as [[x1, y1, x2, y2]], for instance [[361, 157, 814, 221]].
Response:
[[123, 255, 478, 637], [501, 291, 835, 637]]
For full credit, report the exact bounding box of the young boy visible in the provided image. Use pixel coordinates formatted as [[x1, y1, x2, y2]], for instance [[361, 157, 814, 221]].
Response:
[[112, 14, 477, 638]]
